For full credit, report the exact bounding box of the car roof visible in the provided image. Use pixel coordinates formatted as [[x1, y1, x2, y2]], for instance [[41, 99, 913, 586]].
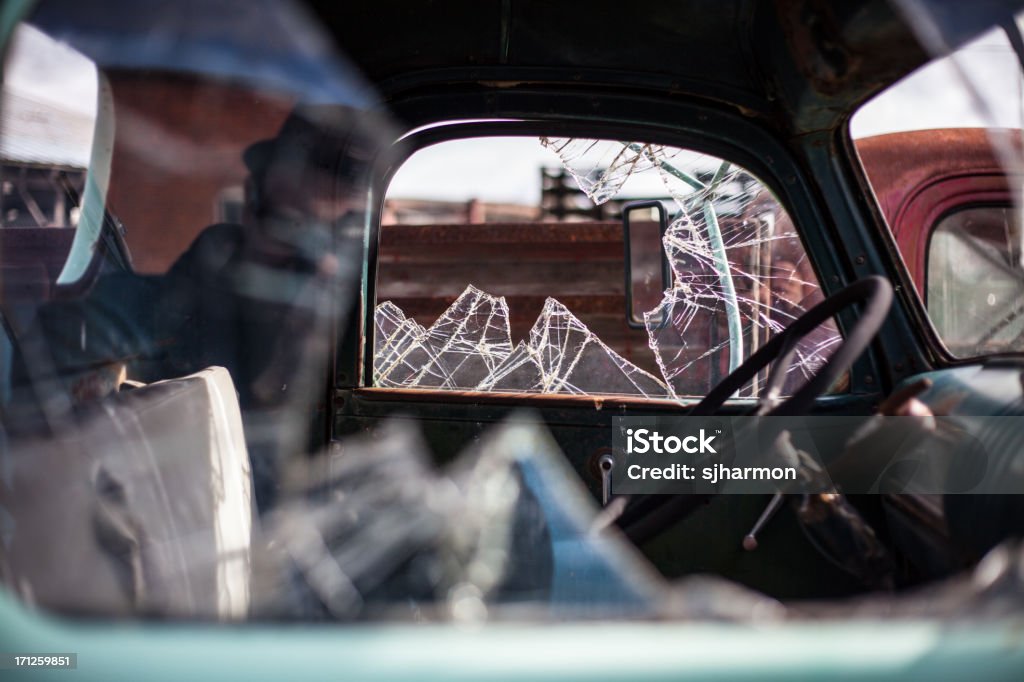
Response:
[[26, 0, 1022, 137], [310, 0, 938, 136]]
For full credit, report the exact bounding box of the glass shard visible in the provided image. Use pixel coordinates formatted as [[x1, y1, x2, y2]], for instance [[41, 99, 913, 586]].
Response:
[[372, 300, 434, 387], [539, 137, 662, 205], [255, 415, 672, 620], [376, 137, 844, 400], [537, 137, 843, 398], [647, 216, 842, 398], [376, 290, 667, 397], [509, 297, 668, 397], [373, 285, 513, 389], [419, 285, 515, 389]]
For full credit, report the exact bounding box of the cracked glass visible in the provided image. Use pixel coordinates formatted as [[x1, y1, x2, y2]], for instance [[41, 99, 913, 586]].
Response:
[[0, 0, 400, 619], [376, 137, 840, 399]]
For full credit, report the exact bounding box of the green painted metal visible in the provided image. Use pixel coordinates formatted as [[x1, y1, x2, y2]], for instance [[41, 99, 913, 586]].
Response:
[[702, 161, 744, 371], [622, 145, 744, 371], [627, 142, 704, 191]]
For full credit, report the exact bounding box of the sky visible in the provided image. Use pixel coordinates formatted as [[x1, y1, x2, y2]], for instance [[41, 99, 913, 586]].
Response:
[[3, 23, 97, 116], [850, 25, 1023, 139]]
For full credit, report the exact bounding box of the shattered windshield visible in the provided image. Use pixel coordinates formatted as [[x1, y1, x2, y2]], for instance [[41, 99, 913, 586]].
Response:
[[376, 137, 841, 400]]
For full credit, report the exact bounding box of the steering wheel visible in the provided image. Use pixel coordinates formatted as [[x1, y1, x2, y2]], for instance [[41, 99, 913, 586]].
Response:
[[616, 275, 893, 544]]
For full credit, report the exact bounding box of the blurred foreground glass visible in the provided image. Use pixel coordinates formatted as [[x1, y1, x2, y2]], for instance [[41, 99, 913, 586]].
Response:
[[0, 0, 396, 618]]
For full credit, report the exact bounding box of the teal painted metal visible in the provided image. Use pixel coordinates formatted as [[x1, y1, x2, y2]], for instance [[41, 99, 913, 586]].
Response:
[[627, 142, 704, 191], [0, 591, 1022, 681], [702, 161, 743, 372], [623, 145, 744, 371]]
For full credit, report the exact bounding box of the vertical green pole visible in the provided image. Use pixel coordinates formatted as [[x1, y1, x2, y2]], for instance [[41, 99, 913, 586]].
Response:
[[702, 196, 743, 371], [625, 146, 744, 372]]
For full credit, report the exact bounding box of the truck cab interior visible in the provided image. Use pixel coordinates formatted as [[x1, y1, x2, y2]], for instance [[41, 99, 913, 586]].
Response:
[[2, 0, 1024, 678]]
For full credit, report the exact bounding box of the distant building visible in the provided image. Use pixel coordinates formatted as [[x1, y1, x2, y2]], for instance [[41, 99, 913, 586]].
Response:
[[0, 89, 90, 228], [383, 197, 539, 225]]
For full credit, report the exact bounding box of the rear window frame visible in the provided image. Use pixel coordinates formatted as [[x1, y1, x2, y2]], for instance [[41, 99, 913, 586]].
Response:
[[357, 119, 852, 406]]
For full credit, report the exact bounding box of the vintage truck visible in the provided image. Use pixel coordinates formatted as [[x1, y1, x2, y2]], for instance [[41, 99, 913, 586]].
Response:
[[1, 0, 1024, 680]]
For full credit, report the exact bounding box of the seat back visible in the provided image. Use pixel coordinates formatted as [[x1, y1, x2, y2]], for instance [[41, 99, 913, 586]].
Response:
[[1, 366, 254, 619]]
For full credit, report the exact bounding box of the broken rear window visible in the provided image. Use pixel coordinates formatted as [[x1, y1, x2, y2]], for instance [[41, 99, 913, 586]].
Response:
[[375, 137, 841, 399]]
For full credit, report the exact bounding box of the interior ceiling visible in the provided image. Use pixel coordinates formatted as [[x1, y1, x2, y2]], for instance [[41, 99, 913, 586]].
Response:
[[26, 0, 1024, 135], [310, 0, 935, 134]]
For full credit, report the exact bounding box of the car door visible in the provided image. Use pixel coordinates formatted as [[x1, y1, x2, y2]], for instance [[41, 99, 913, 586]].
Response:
[[333, 114, 886, 598]]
